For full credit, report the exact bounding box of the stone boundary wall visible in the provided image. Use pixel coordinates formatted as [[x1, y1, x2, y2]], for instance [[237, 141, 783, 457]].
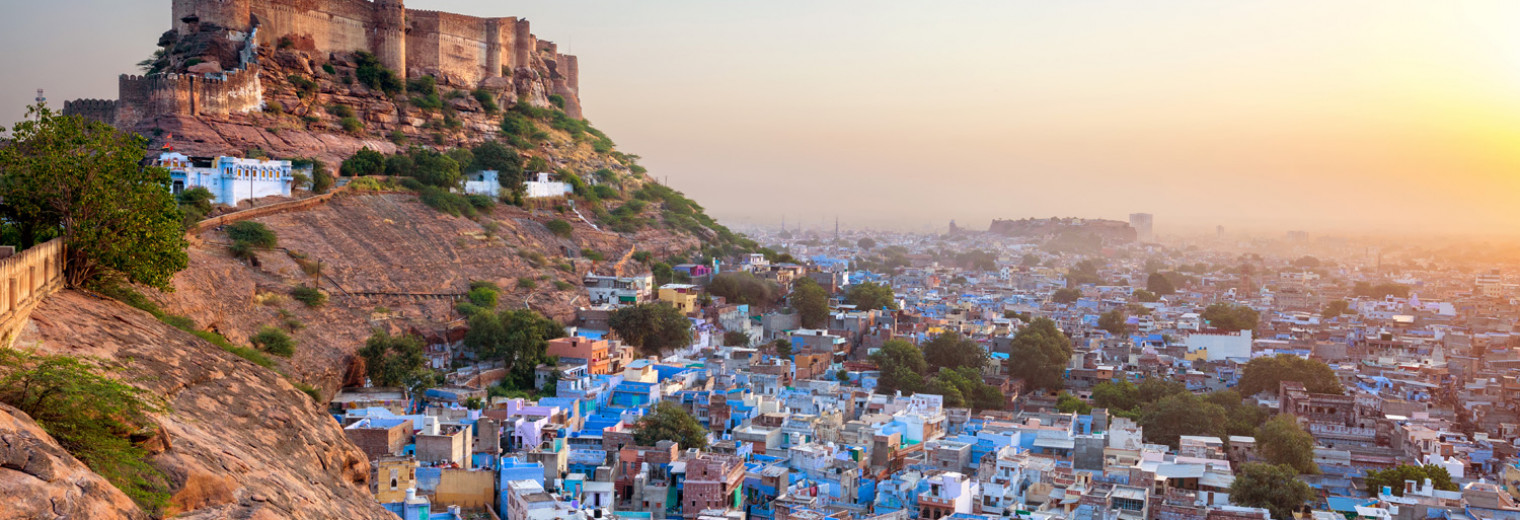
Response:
[[112, 65, 264, 128], [61, 99, 119, 126], [188, 187, 347, 234], [0, 238, 67, 348]]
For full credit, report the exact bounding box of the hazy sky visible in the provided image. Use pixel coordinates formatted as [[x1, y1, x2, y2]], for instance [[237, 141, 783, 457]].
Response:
[[4, 1, 1520, 235]]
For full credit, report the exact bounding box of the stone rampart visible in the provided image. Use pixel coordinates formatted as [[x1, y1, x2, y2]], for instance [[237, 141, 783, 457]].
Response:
[[0, 238, 67, 348], [188, 186, 347, 234]]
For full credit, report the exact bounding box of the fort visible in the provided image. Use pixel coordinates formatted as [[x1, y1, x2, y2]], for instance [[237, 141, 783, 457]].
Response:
[[66, 0, 581, 129]]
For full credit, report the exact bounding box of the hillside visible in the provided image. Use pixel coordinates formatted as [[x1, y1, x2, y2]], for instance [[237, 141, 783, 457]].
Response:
[[154, 192, 702, 393], [13, 290, 386, 519]]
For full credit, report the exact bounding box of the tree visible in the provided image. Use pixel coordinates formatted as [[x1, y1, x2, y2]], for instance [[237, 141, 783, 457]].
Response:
[[1237, 354, 1343, 396], [307, 158, 334, 194], [1353, 281, 1410, 299], [1322, 300, 1352, 319], [872, 338, 926, 395], [610, 303, 692, 355], [1146, 272, 1176, 295], [0, 350, 171, 512], [407, 148, 462, 187], [1021, 253, 1041, 267], [1201, 303, 1259, 331], [1056, 392, 1092, 414], [1005, 318, 1072, 391], [923, 332, 987, 372], [176, 186, 217, 228], [0, 105, 187, 290], [1052, 288, 1082, 304], [358, 331, 429, 389], [632, 402, 708, 449], [1092, 380, 1139, 412], [1292, 256, 1321, 269], [464, 308, 565, 389], [250, 326, 296, 357], [1066, 260, 1101, 287], [706, 272, 780, 306], [1229, 463, 1314, 520], [1098, 309, 1128, 336], [1140, 392, 1226, 448], [845, 281, 898, 310], [1137, 378, 1188, 404], [790, 277, 829, 329], [1134, 289, 1159, 303], [1257, 414, 1319, 474], [471, 141, 524, 183], [1363, 465, 1457, 496], [1208, 389, 1269, 437], [773, 338, 793, 358], [226, 221, 278, 249], [857, 237, 876, 250], [340, 147, 385, 176], [723, 330, 750, 347]]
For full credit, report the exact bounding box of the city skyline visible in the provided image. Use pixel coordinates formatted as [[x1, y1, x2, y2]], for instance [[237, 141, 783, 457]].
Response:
[[4, 1, 1520, 234]]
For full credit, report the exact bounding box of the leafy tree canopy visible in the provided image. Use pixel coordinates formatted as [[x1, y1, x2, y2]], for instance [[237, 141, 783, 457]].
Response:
[[1005, 318, 1072, 391], [1052, 288, 1082, 304], [358, 331, 430, 390], [632, 402, 708, 449], [707, 272, 780, 306], [610, 302, 692, 355], [790, 277, 830, 329], [1257, 414, 1319, 475], [1202, 303, 1259, 331], [1229, 463, 1315, 520], [1364, 465, 1457, 496], [0, 105, 187, 290], [872, 338, 926, 395], [845, 281, 898, 311], [1238, 354, 1343, 397], [465, 308, 565, 389], [923, 332, 987, 373]]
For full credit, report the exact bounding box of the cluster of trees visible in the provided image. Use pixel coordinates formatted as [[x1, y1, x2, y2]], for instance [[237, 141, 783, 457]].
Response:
[[1066, 260, 1102, 287], [1236, 354, 1343, 396], [1146, 272, 1177, 295], [790, 278, 830, 328], [844, 281, 897, 310], [1052, 288, 1082, 304], [1004, 318, 1073, 391], [1364, 465, 1457, 496], [0, 105, 187, 290], [705, 272, 780, 306], [1090, 379, 1269, 447], [1098, 309, 1128, 336], [358, 331, 430, 390], [610, 302, 692, 356], [1201, 303, 1260, 331], [465, 306, 565, 392], [1229, 463, 1315, 520], [872, 334, 1004, 409], [1321, 299, 1353, 319]]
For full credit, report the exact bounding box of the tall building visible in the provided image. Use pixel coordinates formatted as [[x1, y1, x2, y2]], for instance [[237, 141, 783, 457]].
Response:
[[1129, 213, 1154, 242]]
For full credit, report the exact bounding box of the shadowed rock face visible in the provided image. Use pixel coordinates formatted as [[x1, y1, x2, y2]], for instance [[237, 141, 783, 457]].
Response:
[[15, 290, 391, 520], [0, 403, 147, 520]]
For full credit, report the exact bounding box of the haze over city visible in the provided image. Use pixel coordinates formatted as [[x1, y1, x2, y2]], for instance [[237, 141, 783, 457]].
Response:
[[4, 1, 1520, 234]]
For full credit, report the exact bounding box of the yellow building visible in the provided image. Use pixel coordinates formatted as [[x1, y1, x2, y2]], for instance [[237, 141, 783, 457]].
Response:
[[658, 284, 702, 314], [376, 457, 418, 503]]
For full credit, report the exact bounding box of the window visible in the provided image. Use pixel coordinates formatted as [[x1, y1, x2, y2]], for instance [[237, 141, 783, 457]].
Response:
[[172, 180, 184, 194]]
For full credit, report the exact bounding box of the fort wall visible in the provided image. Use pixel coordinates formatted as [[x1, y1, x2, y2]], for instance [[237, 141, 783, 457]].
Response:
[[62, 99, 119, 127], [0, 238, 67, 348], [108, 66, 264, 128]]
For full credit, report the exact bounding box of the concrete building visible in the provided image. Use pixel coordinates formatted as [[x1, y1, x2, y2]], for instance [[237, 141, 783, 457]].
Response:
[[156, 152, 292, 206]]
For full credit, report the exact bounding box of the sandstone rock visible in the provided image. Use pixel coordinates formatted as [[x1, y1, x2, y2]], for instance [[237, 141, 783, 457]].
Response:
[[0, 403, 147, 520], [188, 60, 223, 74], [16, 291, 391, 520], [479, 76, 512, 91]]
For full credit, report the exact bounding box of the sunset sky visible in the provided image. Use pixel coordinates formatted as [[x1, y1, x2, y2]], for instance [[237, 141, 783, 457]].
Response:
[[4, 1, 1520, 235]]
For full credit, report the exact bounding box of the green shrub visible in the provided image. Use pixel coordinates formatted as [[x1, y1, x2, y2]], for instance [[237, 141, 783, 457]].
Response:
[[340, 116, 364, 133], [326, 104, 354, 118], [518, 250, 546, 267], [292, 381, 322, 402], [354, 51, 402, 95], [0, 350, 172, 512], [288, 75, 318, 98], [472, 89, 500, 114], [226, 221, 277, 248], [250, 326, 295, 357], [554, 281, 574, 291], [291, 286, 327, 307], [592, 184, 618, 200], [581, 249, 605, 261], [418, 186, 478, 217], [548, 94, 566, 109], [321, 63, 336, 75], [467, 285, 499, 309], [546, 219, 573, 238], [517, 278, 537, 290]]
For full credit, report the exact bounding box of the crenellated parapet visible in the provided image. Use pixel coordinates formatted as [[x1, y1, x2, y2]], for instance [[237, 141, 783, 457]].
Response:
[[62, 99, 119, 126], [111, 65, 264, 128]]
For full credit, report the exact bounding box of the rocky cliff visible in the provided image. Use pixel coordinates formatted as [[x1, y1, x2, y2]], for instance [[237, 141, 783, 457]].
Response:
[[11, 290, 388, 519]]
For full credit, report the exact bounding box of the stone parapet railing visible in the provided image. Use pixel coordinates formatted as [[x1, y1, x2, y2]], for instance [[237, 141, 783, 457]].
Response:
[[0, 238, 67, 347], [188, 187, 347, 235]]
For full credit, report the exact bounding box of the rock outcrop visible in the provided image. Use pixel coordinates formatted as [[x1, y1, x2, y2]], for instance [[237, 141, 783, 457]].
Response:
[[14, 290, 390, 520], [0, 403, 146, 520]]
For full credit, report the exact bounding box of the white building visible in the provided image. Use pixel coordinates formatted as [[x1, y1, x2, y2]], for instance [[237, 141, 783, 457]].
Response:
[[464, 170, 500, 196], [524, 172, 572, 199], [156, 152, 293, 206], [1184, 329, 1252, 361], [583, 274, 654, 307]]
